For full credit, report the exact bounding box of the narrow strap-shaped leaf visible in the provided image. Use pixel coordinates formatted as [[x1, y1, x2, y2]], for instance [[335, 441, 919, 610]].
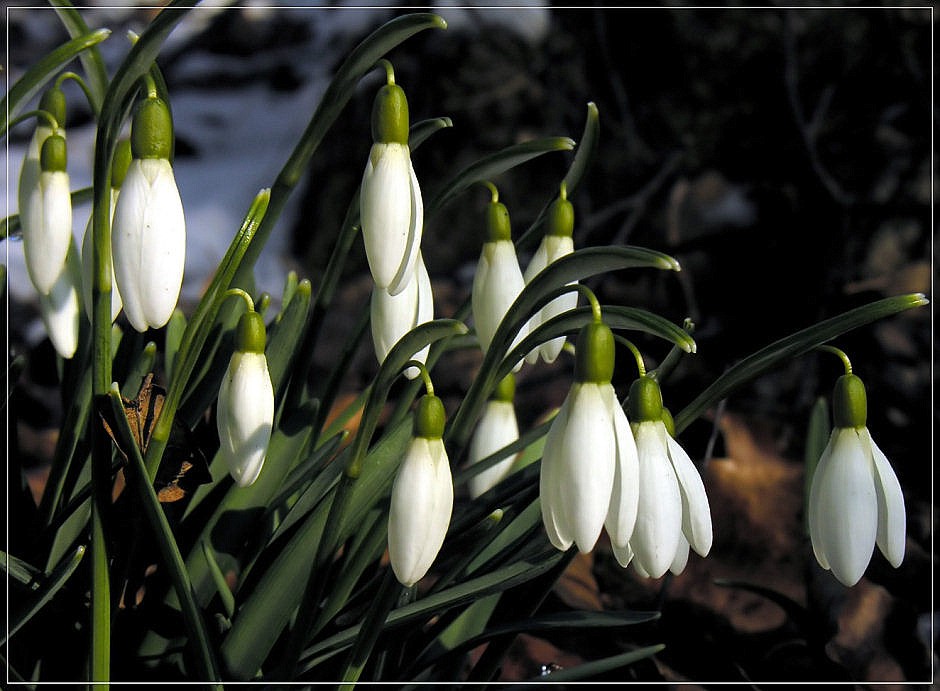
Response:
[[49, 0, 110, 108], [517, 102, 600, 249], [4, 545, 86, 645], [298, 551, 565, 672], [0, 28, 110, 136], [164, 310, 186, 385], [201, 541, 235, 620], [409, 116, 453, 150], [338, 570, 403, 688], [447, 246, 682, 447], [673, 293, 928, 434], [1, 549, 43, 585], [106, 384, 221, 684], [527, 645, 665, 683], [426, 137, 576, 218]]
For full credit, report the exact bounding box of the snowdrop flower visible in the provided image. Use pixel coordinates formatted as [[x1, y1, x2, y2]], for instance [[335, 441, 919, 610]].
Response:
[[371, 252, 433, 379], [614, 376, 712, 578], [540, 318, 639, 553], [19, 86, 66, 294], [112, 96, 185, 332], [389, 392, 453, 586], [38, 248, 81, 359], [808, 371, 905, 586], [468, 374, 520, 499], [471, 186, 527, 365], [23, 133, 72, 295], [217, 309, 274, 488], [524, 185, 577, 364], [82, 139, 131, 322], [360, 63, 422, 296]]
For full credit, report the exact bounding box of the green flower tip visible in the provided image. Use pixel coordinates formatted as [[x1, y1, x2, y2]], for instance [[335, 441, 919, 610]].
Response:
[[372, 83, 409, 145], [575, 321, 614, 383], [235, 310, 267, 354], [40, 134, 67, 172], [486, 200, 512, 242], [414, 394, 446, 439], [832, 373, 867, 429], [131, 97, 173, 160], [627, 375, 664, 423], [39, 86, 67, 128], [547, 193, 574, 238], [661, 407, 676, 437], [110, 139, 133, 188], [493, 373, 516, 402]]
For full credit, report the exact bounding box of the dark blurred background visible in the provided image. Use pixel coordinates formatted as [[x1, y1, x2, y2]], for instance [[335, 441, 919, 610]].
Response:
[[6, 4, 934, 684]]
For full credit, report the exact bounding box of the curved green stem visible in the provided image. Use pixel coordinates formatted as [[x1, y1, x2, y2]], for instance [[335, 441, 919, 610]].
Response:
[[9, 108, 59, 131], [55, 71, 97, 113], [223, 287, 255, 314], [482, 180, 499, 202], [614, 335, 646, 377], [377, 58, 395, 84], [816, 344, 852, 374], [405, 359, 434, 395]]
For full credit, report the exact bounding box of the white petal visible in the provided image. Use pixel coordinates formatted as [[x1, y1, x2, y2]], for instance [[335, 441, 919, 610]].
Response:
[[669, 533, 691, 575], [217, 352, 274, 487], [550, 384, 615, 552], [26, 171, 72, 293], [807, 433, 834, 571], [814, 428, 878, 587], [522, 239, 550, 364], [631, 421, 682, 578], [388, 437, 453, 586], [471, 240, 527, 358], [361, 144, 413, 290], [81, 189, 123, 322], [862, 429, 906, 568], [386, 154, 424, 296], [468, 400, 519, 498], [18, 127, 51, 285], [611, 541, 634, 569], [531, 236, 576, 364], [112, 160, 150, 331], [604, 387, 639, 548], [540, 396, 574, 551], [38, 254, 80, 359], [371, 269, 420, 363], [406, 254, 434, 378], [137, 160, 185, 328], [666, 434, 713, 556]]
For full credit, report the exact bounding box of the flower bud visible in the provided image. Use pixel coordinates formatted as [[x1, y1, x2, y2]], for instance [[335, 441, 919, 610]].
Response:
[[24, 134, 72, 294]]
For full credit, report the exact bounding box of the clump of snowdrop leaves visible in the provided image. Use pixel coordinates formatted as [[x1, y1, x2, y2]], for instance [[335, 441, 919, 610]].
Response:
[[616, 375, 712, 578], [360, 60, 423, 296], [808, 356, 906, 587], [389, 387, 454, 587], [217, 301, 274, 488], [471, 183, 528, 366], [540, 306, 639, 554], [468, 373, 520, 499], [111, 94, 186, 332], [524, 183, 577, 364]]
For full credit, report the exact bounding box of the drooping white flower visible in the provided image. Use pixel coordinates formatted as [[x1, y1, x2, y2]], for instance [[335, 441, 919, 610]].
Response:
[[808, 373, 905, 587], [217, 310, 274, 488], [23, 134, 72, 295], [471, 194, 527, 364], [468, 374, 520, 499], [360, 76, 422, 296], [38, 248, 81, 359], [111, 97, 185, 332], [389, 394, 453, 586], [614, 376, 712, 578], [540, 321, 639, 553], [370, 253, 433, 379], [82, 139, 131, 322], [524, 189, 577, 364]]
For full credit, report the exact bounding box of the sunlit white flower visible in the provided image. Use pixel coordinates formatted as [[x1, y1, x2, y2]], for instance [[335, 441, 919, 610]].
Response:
[[112, 157, 185, 332], [217, 311, 274, 488], [472, 239, 527, 359], [524, 188, 576, 364], [468, 375, 519, 499], [610, 375, 711, 578], [23, 135, 72, 294], [524, 234, 576, 364], [540, 322, 639, 553], [389, 394, 453, 586], [38, 250, 81, 359], [360, 76, 422, 296], [808, 373, 905, 587], [371, 253, 433, 379]]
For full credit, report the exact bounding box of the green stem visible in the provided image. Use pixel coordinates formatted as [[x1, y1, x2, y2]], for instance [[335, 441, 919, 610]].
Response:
[[223, 287, 256, 314], [377, 58, 395, 85], [404, 360, 434, 396], [816, 344, 852, 374], [55, 71, 98, 114], [482, 180, 499, 202], [614, 335, 646, 377], [8, 108, 59, 131]]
